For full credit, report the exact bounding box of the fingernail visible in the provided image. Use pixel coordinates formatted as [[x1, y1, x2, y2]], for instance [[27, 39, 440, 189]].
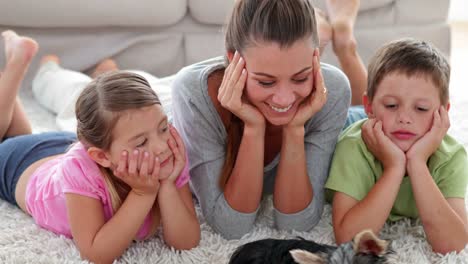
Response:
[[144, 152, 149, 157], [122, 151, 127, 157], [133, 149, 139, 155]]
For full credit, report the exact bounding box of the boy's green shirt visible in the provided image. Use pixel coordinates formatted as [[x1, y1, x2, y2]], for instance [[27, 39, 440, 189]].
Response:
[[325, 119, 468, 221]]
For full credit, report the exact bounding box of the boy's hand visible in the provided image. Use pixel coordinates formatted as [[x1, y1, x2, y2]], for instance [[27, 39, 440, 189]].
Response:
[[406, 106, 450, 164], [288, 48, 327, 128], [113, 149, 161, 196], [362, 118, 406, 172], [161, 124, 186, 184]]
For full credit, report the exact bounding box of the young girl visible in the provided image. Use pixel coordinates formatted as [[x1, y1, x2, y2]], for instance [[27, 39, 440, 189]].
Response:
[[0, 32, 200, 264]]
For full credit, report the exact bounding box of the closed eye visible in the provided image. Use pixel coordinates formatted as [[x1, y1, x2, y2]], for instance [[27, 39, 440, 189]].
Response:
[[385, 104, 397, 109], [293, 77, 309, 83], [137, 138, 147, 147], [258, 80, 275, 87], [417, 107, 429, 112]]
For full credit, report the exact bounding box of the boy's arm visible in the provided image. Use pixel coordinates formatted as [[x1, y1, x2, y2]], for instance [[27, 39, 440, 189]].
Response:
[[332, 166, 404, 244], [407, 161, 468, 254], [331, 119, 406, 244], [157, 182, 200, 250], [406, 106, 468, 253]]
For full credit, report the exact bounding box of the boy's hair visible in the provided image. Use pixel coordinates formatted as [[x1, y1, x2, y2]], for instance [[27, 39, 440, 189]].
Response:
[[75, 71, 160, 212], [367, 38, 450, 104]]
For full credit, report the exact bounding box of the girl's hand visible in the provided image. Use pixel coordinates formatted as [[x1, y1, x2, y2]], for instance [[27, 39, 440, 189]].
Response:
[[113, 149, 161, 196], [161, 124, 186, 183], [406, 106, 450, 164], [361, 118, 406, 172], [218, 51, 265, 129], [287, 48, 327, 128]]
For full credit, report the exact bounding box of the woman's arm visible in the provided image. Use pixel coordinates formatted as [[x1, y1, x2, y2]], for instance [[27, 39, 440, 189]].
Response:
[[224, 124, 265, 213], [66, 191, 157, 264], [171, 58, 264, 239], [158, 183, 200, 249], [273, 61, 350, 231]]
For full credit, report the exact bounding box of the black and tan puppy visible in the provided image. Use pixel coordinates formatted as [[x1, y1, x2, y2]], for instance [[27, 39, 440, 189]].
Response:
[[229, 230, 395, 264]]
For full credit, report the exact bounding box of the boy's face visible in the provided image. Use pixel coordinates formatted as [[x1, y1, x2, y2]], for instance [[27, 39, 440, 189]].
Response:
[[364, 72, 443, 152]]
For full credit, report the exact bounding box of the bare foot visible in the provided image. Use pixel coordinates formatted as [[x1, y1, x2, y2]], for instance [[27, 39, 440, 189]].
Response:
[[2, 30, 39, 66], [40, 55, 60, 65], [325, 0, 360, 54], [91, 59, 118, 78], [315, 8, 332, 54]]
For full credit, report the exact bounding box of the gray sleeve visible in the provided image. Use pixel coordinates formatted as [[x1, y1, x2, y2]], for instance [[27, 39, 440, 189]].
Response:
[[171, 67, 258, 239], [273, 63, 351, 231]]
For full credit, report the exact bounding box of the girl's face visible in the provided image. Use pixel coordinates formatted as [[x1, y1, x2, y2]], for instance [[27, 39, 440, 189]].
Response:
[[365, 72, 443, 152], [107, 105, 174, 178], [241, 38, 315, 126]]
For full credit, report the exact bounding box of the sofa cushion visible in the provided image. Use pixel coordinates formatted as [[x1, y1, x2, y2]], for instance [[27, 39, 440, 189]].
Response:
[[0, 0, 187, 27], [188, 0, 234, 25]]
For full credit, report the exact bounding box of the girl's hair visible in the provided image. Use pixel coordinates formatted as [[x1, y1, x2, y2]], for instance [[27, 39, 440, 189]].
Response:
[[75, 71, 160, 212], [219, 0, 319, 189]]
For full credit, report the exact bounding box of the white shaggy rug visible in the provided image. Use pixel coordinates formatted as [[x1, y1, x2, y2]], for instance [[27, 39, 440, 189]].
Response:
[[1, 84, 468, 264]]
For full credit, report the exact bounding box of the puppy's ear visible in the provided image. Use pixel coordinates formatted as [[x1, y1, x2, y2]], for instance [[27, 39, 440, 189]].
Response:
[[353, 229, 388, 256], [290, 250, 325, 264]]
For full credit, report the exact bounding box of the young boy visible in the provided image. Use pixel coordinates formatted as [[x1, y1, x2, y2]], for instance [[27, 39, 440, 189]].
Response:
[[325, 38, 468, 254]]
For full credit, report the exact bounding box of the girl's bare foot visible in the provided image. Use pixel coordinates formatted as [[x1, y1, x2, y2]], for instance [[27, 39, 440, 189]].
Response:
[[2, 30, 39, 66], [91, 59, 118, 78], [325, 0, 360, 54], [40, 55, 60, 65], [315, 8, 332, 54]]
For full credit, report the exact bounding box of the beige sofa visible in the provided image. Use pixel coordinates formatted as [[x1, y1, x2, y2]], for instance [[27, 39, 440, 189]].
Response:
[[0, 0, 451, 89]]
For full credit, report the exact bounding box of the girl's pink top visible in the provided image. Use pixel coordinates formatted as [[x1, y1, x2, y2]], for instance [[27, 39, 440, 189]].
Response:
[[25, 142, 190, 240]]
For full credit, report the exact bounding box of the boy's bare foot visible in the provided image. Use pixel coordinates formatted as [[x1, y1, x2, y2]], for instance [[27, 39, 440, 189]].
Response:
[[91, 59, 118, 78], [40, 55, 60, 65], [325, 0, 360, 54], [2, 30, 39, 66], [315, 8, 332, 54]]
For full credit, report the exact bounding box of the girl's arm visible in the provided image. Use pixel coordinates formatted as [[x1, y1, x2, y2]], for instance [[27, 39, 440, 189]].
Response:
[[67, 150, 161, 264], [66, 191, 157, 264], [407, 161, 468, 253], [158, 183, 200, 249]]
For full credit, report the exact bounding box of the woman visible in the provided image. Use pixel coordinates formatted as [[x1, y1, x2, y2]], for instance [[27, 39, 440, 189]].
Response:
[[171, 0, 353, 239]]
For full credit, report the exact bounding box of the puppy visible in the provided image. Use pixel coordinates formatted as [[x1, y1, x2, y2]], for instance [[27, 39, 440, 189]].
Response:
[[229, 230, 395, 264]]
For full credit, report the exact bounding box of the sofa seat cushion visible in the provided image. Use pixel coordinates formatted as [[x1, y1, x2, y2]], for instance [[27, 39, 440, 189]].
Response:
[[0, 0, 187, 27]]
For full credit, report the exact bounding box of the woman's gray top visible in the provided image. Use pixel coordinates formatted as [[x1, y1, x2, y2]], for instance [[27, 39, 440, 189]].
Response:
[[171, 57, 350, 239]]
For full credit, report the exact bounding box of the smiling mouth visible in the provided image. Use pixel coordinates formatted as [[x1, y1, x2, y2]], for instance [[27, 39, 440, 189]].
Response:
[[268, 103, 293, 113]]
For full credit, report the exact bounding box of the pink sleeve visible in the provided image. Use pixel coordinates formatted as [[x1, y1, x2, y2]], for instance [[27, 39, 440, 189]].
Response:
[[175, 153, 190, 188], [60, 156, 107, 202]]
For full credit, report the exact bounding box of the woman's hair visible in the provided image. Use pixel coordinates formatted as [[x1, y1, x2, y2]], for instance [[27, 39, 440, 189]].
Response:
[[75, 71, 160, 212], [219, 0, 319, 188]]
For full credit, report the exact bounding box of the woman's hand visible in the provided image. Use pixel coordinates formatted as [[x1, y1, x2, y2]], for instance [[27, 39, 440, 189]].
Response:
[[361, 118, 406, 173], [161, 124, 187, 183], [287, 48, 327, 129], [406, 106, 450, 164], [113, 149, 161, 196], [218, 51, 265, 129]]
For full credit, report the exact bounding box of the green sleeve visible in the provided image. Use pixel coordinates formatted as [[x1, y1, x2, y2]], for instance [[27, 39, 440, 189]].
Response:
[[435, 147, 468, 199], [325, 136, 377, 202]]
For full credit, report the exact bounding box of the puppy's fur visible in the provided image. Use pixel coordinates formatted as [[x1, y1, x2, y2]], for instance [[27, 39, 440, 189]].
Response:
[[229, 230, 395, 264]]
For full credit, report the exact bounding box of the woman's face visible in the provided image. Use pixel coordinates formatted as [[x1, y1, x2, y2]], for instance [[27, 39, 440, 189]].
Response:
[[241, 38, 315, 126]]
